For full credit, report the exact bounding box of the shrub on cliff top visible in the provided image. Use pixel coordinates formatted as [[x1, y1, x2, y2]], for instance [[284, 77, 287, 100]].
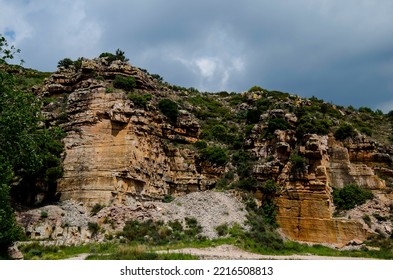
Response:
[[99, 49, 129, 63]]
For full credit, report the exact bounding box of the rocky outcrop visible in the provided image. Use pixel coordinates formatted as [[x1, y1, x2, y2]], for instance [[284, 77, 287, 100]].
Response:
[[17, 201, 93, 245], [33, 60, 393, 247], [248, 120, 392, 245], [41, 58, 217, 207]]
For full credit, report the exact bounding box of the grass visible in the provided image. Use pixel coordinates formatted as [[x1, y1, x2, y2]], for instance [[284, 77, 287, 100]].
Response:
[[86, 245, 198, 260], [16, 235, 393, 260]]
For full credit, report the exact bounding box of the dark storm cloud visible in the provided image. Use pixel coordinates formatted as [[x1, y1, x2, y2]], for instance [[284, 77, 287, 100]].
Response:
[[1, 0, 393, 111]]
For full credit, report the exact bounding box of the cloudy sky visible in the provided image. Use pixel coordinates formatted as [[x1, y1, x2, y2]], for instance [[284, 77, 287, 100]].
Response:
[[1, 0, 393, 112]]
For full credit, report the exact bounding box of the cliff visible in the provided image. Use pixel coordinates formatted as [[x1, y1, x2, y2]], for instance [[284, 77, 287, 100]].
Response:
[[40, 58, 218, 206], [31, 57, 393, 246]]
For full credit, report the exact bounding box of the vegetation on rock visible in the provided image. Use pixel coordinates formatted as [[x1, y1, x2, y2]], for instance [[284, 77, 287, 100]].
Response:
[[332, 184, 374, 211]]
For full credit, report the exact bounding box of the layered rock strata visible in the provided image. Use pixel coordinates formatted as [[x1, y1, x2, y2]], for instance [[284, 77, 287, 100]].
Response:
[[41, 59, 218, 206]]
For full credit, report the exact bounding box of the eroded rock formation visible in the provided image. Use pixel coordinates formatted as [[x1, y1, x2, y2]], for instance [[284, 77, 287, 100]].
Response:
[[40, 58, 218, 207], [34, 58, 393, 246]]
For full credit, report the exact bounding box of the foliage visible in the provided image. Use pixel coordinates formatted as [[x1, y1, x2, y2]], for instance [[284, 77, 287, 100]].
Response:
[[244, 206, 283, 251], [289, 152, 307, 180], [201, 123, 229, 142], [359, 126, 372, 137], [0, 36, 22, 64], [158, 98, 179, 124], [246, 109, 261, 124], [122, 217, 204, 246], [1, 35, 63, 251], [127, 93, 152, 109], [87, 247, 198, 260], [332, 184, 374, 211], [296, 115, 330, 137], [90, 203, 105, 216], [228, 94, 247, 106], [193, 140, 208, 150], [57, 57, 82, 70], [113, 75, 136, 91], [199, 146, 228, 166], [264, 117, 290, 138], [40, 211, 48, 219], [248, 85, 264, 92], [88, 222, 100, 239], [57, 58, 74, 69], [162, 194, 174, 203], [99, 49, 129, 63], [261, 179, 279, 196], [358, 107, 374, 114], [0, 183, 24, 251], [334, 123, 357, 140], [188, 95, 231, 120], [215, 223, 229, 236]]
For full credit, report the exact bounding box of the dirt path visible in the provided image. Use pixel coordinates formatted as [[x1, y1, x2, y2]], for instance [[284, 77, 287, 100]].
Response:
[[66, 244, 375, 260], [157, 245, 375, 260]]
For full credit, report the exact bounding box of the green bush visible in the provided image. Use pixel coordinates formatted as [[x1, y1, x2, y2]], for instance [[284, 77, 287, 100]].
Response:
[[289, 152, 307, 180], [122, 218, 203, 245], [87, 222, 100, 239], [265, 117, 291, 138], [245, 206, 283, 250], [359, 127, 372, 137], [359, 107, 374, 114], [40, 211, 48, 219], [201, 124, 229, 142], [248, 85, 264, 92], [113, 75, 136, 91], [199, 146, 228, 166], [193, 140, 208, 150], [57, 58, 74, 69], [334, 123, 357, 140], [162, 194, 174, 203], [246, 109, 261, 124], [215, 223, 229, 236], [332, 184, 374, 211], [127, 93, 152, 109], [158, 98, 179, 124], [91, 203, 104, 216], [296, 115, 330, 137], [99, 49, 129, 63], [188, 95, 231, 120], [261, 179, 279, 195]]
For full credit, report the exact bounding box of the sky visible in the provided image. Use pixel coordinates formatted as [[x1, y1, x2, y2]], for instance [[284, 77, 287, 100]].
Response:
[[1, 0, 393, 112]]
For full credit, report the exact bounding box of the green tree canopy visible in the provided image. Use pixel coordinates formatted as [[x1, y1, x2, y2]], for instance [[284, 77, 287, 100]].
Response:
[[1, 35, 64, 251]]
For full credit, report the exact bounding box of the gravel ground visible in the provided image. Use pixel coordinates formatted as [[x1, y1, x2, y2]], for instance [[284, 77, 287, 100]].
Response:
[[150, 191, 248, 239]]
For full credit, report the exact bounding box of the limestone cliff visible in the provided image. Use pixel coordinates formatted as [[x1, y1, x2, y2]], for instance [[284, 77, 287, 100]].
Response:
[[37, 58, 393, 246], [40, 58, 218, 206]]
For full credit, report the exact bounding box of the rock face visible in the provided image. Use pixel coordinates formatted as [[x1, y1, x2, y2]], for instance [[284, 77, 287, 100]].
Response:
[[35, 59, 393, 246], [41, 58, 218, 207], [248, 128, 390, 244], [17, 201, 92, 245]]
